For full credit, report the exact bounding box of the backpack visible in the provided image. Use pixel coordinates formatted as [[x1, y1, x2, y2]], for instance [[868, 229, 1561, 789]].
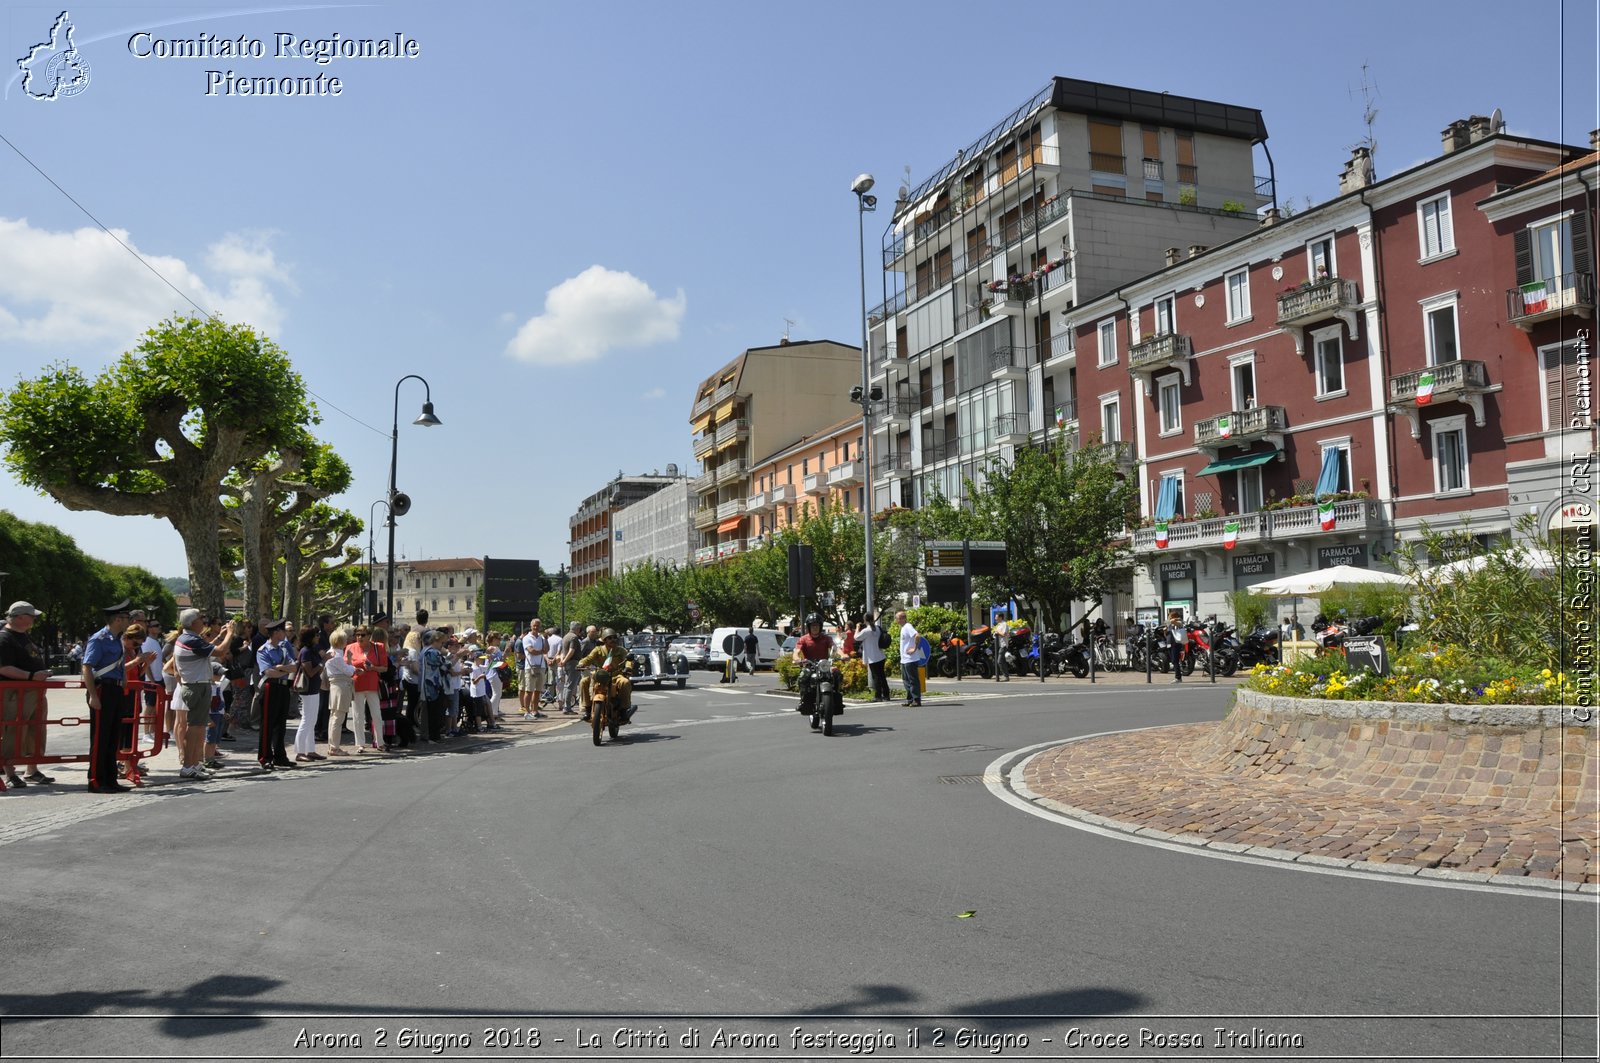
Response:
[[878, 626, 890, 651]]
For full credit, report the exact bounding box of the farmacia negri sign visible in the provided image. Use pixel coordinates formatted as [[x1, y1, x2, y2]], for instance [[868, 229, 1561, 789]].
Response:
[[127, 30, 421, 96]]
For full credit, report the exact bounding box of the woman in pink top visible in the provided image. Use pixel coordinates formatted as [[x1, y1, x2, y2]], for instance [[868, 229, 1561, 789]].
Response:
[[346, 627, 388, 754]]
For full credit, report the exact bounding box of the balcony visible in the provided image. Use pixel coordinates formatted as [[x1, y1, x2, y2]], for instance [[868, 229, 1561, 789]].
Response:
[[874, 452, 911, 480], [714, 460, 748, 485], [692, 431, 716, 459], [994, 412, 1029, 446], [989, 345, 1032, 381], [1276, 277, 1361, 354], [694, 545, 716, 565], [716, 538, 746, 560], [868, 288, 911, 325], [1130, 500, 1379, 553], [1388, 359, 1489, 439], [714, 418, 750, 451], [716, 498, 746, 522], [691, 392, 715, 417], [691, 471, 717, 495], [1043, 332, 1076, 369], [1507, 272, 1594, 331], [712, 380, 740, 404], [1128, 332, 1193, 385], [693, 505, 718, 531], [1049, 397, 1078, 429], [870, 343, 907, 384], [924, 438, 959, 464], [827, 461, 862, 488], [995, 288, 1030, 319], [882, 395, 919, 428], [746, 489, 772, 513], [770, 482, 797, 506], [1142, 158, 1164, 181], [1193, 405, 1288, 453], [803, 471, 826, 495]]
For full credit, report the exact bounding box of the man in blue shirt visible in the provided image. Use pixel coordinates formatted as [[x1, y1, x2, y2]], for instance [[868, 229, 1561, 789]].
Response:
[[80, 600, 133, 793], [254, 619, 296, 770]]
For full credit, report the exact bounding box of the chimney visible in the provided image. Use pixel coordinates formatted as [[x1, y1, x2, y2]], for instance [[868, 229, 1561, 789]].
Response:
[[1338, 146, 1374, 193], [1187, 244, 1207, 259], [1590, 128, 1600, 150], [1441, 119, 1472, 154], [1164, 247, 1181, 267], [1468, 114, 1493, 142], [1260, 207, 1281, 227], [778, 336, 790, 346]]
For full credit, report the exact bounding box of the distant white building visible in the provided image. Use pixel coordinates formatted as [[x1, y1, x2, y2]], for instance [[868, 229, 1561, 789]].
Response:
[[612, 479, 693, 575], [376, 557, 483, 631]]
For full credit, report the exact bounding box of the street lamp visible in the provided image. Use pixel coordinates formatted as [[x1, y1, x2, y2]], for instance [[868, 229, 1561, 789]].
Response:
[[0, 571, 8, 604], [556, 563, 570, 632], [367, 499, 389, 621], [852, 172, 880, 615], [385, 375, 442, 623]]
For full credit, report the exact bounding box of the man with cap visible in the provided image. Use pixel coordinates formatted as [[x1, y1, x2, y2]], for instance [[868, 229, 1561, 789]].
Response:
[[172, 609, 234, 780], [80, 600, 134, 793], [0, 602, 54, 787], [254, 618, 297, 770]]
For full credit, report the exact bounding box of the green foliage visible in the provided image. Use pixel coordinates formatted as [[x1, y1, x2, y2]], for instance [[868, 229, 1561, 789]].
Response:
[[1244, 646, 1581, 706], [0, 509, 173, 642], [1224, 589, 1271, 635], [837, 656, 868, 694], [686, 553, 779, 629], [774, 655, 799, 691], [1317, 584, 1411, 637], [907, 604, 968, 639], [743, 502, 919, 627]]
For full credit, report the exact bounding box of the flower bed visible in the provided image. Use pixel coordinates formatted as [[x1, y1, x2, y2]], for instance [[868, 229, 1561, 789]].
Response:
[[1243, 645, 1584, 707]]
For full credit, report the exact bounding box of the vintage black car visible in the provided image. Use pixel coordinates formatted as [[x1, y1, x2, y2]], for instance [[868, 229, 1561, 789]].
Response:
[[625, 633, 691, 689]]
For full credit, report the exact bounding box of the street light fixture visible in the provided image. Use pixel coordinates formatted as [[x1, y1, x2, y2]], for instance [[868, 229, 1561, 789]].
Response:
[[852, 172, 879, 615], [385, 375, 442, 623], [367, 499, 389, 621]]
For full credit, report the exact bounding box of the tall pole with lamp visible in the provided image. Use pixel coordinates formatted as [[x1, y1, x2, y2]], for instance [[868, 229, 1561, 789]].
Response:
[[385, 375, 442, 623], [556, 563, 570, 632], [852, 173, 881, 616], [366, 499, 389, 621]]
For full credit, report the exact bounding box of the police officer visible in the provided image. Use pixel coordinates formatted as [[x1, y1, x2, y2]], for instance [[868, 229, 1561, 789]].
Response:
[[254, 618, 296, 770], [80, 600, 134, 793]]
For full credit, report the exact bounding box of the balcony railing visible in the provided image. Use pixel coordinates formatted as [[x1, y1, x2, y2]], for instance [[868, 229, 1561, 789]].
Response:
[[1049, 397, 1078, 425], [994, 412, 1028, 443], [882, 144, 1063, 267], [691, 471, 716, 494], [1090, 151, 1125, 175], [1506, 272, 1595, 330], [694, 545, 717, 565], [803, 471, 825, 495], [1255, 174, 1275, 200], [712, 380, 739, 404], [1193, 405, 1288, 450], [716, 538, 746, 560], [874, 452, 911, 479], [714, 418, 750, 447], [1142, 158, 1164, 181], [868, 287, 911, 324], [1045, 333, 1076, 365], [770, 482, 797, 505], [923, 439, 959, 464], [716, 499, 746, 521], [691, 392, 714, 416], [882, 395, 920, 423], [692, 431, 715, 459], [1177, 163, 1198, 185], [1276, 277, 1362, 354], [693, 506, 718, 530], [745, 490, 771, 513], [989, 345, 1033, 378], [827, 461, 862, 488], [1127, 332, 1193, 383], [714, 460, 748, 484], [1387, 359, 1489, 439], [1131, 500, 1378, 553]]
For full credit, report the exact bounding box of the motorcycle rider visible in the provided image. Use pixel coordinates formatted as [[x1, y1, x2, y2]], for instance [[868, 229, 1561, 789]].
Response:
[[792, 614, 842, 716], [578, 629, 635, 724]]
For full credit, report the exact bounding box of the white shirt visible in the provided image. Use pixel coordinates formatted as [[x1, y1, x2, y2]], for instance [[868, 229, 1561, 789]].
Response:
[[324, 651, 357, 685], [860, 623, 886, 665], [899, 622, 922, 664], [546, 632, 564, 661], [142, 635, 162, 684], [470, 657, 492, 697], [522, 631, 548, 667]]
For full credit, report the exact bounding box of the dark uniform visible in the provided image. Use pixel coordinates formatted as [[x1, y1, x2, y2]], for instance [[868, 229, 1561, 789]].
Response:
[[80, 601, 133, 793], [255, 621, 295, 769]]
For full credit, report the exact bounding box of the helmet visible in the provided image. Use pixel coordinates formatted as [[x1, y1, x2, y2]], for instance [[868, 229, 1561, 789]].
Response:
[[601, 628, 618, 642], [805, 613, 822, 628]]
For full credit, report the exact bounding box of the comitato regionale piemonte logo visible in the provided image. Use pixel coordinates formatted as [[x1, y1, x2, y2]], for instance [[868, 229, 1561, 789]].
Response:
[[18, 11, 91, 100]]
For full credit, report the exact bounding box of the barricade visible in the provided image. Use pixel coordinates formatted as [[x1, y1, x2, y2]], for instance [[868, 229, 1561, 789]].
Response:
[[0, 676, 169, 790]]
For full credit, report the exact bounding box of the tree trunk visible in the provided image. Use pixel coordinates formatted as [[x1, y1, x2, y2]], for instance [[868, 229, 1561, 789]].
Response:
[[281, 549, 302, 626], [239, 486, 267, 623], [172, 503, 227, 621]]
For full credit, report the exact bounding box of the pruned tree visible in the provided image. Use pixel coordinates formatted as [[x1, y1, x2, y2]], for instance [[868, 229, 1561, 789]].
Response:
[[279, 503, 363, 623]]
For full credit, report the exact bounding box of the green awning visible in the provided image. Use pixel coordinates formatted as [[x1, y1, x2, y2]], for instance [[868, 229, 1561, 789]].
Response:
[[1197, 450, 1278, 476]]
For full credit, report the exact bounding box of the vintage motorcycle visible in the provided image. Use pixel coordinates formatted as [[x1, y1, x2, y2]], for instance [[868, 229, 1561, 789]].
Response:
[[586, 662, 633, 746], [796, 659, 844, 736]]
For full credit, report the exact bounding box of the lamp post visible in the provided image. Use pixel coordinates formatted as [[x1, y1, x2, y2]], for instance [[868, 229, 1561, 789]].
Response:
[[852, 172, 880, 615], [556, 564, 570, 632], [367, 499, 389, 621], [385, 375, 442, 623], [0, 571, 8, 604]]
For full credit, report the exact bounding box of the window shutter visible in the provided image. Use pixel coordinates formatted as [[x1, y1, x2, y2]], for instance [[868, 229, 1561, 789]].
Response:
[[1570, 209, 1592, 279], [1513, 228, 1532, 284], [1547, 344, 1582, 431]]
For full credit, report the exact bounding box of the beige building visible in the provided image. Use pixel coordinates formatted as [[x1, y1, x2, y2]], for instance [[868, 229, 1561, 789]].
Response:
[[689, 339, 861, 563], [377, 557, 484, 630], [744, 415, 866, 550]]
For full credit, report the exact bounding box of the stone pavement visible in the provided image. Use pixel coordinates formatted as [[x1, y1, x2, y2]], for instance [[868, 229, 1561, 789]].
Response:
[[1021, 716, 1599, 893]]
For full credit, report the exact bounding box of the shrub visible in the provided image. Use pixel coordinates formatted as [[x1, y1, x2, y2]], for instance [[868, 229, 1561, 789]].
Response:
[[774, 656, 799, 692], [1224, 589, 1270, 635], [838, 657, 869, 694], [1243, 646, 1583, 706]]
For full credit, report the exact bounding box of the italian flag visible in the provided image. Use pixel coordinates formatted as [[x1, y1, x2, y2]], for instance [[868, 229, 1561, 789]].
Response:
[[1218, 415, 1232, 440], [1318, 501, 1337, 531], [1055, 406, 1066, 429], [1223, 520, 1239, 550], [1154, 521, 1169, 549], [1520, 280, 1550, 315], [1416, 370, 1435, 405]]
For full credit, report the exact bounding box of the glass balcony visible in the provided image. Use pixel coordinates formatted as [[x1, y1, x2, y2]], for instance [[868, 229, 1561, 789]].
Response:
[[1276, 277, 1361, 354], [873, 452, 911, 480], [1387, 360, 1489, 439], [1193, 405, 1288, 452], [1506, 272, 1594, 331]]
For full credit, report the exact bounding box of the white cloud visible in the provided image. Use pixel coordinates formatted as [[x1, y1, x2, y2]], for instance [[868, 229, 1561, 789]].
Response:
[[505, 265, 685, 366], [0, 218, 291, 348], [642, 386, 667, 400]]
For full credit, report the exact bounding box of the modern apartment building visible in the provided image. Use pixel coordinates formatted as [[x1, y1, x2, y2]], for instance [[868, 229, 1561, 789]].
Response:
[[1062, 118, 1594, 621], [612, 477, 694, 574], [376, 557, 484, 630], [569, 472, 681, 590], [689, 339, 861, 562], [737, 415, 867, 560], [867, 77, 1273, 513]]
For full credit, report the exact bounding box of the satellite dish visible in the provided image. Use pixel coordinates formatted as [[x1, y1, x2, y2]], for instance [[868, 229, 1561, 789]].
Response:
[[1490, 107, 1504, 133]]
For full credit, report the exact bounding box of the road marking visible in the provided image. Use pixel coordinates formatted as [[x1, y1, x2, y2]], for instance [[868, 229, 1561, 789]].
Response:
[[983, 736, 1596, 903]]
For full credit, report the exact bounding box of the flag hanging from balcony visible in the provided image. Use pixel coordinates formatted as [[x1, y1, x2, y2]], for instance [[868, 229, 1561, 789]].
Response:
[[1223, 520, 1238, 550], [1154, 521, 1169, 549], [1318, 501, 1336, 531], [1218, 415, 1232, 439], [1055, 406, 1066, 429], [1520, 280, 1550, 315], [1416, 371, 1435, 405]]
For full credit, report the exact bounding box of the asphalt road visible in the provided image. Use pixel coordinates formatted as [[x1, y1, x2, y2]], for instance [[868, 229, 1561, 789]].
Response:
[[1, 675, 1594, 1061]]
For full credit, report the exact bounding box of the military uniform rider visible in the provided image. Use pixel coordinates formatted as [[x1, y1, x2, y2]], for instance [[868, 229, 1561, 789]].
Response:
[[577, 630, 635, 724], [80, 600, 134, 793]]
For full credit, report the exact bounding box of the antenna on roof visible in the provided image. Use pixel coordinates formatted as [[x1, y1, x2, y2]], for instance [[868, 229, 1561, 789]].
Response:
[[1350, 61, 1381, 177], [783, 317, 795, 341], [898, 165, 912, 203]]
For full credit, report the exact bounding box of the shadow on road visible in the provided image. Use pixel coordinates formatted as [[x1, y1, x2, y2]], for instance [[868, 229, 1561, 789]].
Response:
[[795, 983, 1147, 1023]]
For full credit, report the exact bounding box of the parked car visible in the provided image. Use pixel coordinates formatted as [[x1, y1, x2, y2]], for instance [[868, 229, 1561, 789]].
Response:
[[781, 635, 797, 657], [668, 634, 711, 670], [625, 633, 691, 689]]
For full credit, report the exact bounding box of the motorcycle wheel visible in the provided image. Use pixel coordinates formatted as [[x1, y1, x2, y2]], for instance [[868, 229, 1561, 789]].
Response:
[[1069, 657, 1089, 679], [1181, 653, 1197, 676], [608, 718, 620, 740], [822, 692, 836, 736], [1219, 651, 1239, 678], [975, 657, 993, 679], [591, 707, 603, 746], [937, 657, 956, 679]]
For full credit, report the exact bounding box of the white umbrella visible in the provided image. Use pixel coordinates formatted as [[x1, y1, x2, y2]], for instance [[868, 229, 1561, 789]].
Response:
[[1247, 564, 1411, 597], [1431, 548, 1557, 579]]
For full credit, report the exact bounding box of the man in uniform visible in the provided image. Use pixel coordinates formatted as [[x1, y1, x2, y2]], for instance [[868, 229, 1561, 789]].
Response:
[[80, 600, 134, 793], [254, 618, 296, 770]]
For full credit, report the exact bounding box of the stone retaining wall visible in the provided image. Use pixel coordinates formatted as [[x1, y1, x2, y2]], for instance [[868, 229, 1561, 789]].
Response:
[[1190, 689, 1599, 815]]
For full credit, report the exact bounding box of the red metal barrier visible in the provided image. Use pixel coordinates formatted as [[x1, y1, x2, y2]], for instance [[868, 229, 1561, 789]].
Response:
[[0, 676, 168, 790]]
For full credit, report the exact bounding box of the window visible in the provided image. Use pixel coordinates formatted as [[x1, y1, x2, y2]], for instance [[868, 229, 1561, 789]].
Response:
[[465, 577, 472, 588], [1157, 471, 1187, 518], [378, 578, 385, 589], [1312, 327, 1345, 397], [448, 577, 455, 588], [467, 597, 473, 611], [801, 458, 808, 475], [1417, 193, 1455, 259], [1237, 467, 1264, 513], [431, 577, 438, 589], [448, 599, 455, 612], [1088, 118, 1124, 174], [1097, 319, 1118, 366], [1421, 294, 1460, 365], [1157, 374, 1182, 435], [1225, 269, 1251, 323], [414, 579, 421, 589], [1431, 416, 1469, 493], [1319, 441, 1352, 494], [1100, 396, 1122, 443], [1175, 131, 1196, 185], [396, 599, 404, 613], [431, 599, 438, 612], [1153, 294, 1176, 336], [1230, 356, 1256, 409], [1307, 235, 1335, 281]]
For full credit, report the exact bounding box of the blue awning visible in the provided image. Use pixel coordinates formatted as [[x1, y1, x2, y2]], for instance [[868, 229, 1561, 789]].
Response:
[[1314, 447, 1342, 498], [1154, 475, 1179, 521]]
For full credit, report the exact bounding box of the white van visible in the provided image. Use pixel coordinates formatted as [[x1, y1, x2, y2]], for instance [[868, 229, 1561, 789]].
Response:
[[707, 627, 785, 671]]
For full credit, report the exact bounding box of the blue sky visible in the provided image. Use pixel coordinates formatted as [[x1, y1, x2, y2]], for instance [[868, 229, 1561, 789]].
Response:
[[1, 0, 1596, 588]]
